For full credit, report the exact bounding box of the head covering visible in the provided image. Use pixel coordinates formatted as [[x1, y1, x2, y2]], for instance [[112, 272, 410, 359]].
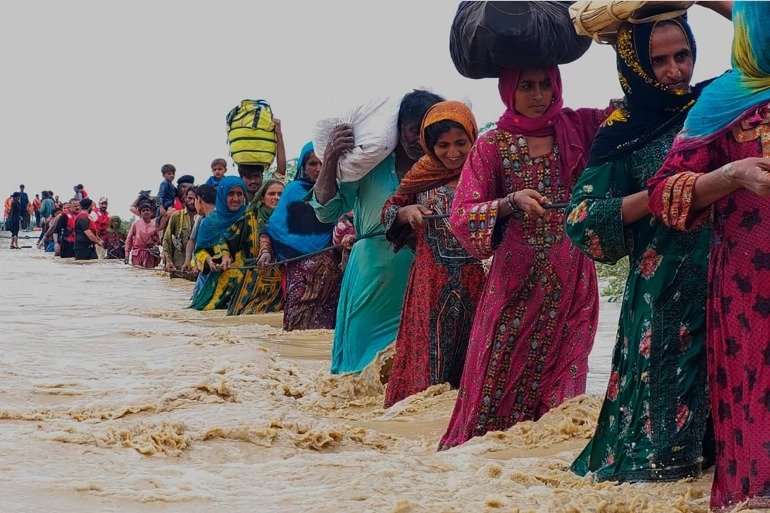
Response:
[[588, 18, 707, 166], [195, 175, 247, 250], [108, 215, 126, 236], [294, 141, 316, 182], [496, 67, 588, 182], [395, 101, 478, 195], [265, 142, 337, 260], [245, 178, 283, 227], [677, 1, 770, 145], [177, 174, 195, 185], [99, 197, 108, 203]]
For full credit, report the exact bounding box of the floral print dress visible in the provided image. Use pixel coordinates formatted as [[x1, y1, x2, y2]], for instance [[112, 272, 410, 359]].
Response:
[[566, 124, 711, 482]]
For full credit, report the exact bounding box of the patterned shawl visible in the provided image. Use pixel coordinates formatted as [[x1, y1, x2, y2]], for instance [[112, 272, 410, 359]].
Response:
[[395, 101, 478, 195], [588, 17, 707, 166], [676, 1, 770, 148]]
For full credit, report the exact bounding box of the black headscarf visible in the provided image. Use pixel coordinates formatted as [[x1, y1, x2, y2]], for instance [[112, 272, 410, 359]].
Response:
[[587, 18, 710, 166]]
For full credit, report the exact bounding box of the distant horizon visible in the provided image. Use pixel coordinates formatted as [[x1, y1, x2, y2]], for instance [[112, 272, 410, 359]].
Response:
[[1, 2, 733, 220]]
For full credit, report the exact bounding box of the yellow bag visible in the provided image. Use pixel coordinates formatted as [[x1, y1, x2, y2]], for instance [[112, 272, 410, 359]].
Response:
[[226, 99, 277, 166], [570, 1, 694, 44]]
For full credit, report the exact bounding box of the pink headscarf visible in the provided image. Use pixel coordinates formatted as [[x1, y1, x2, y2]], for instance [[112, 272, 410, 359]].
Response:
[[496, 67, 589, 183]]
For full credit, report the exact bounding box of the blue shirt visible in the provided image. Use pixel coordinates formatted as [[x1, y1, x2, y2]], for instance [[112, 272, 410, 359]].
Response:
[[157, 180, 177, 209]]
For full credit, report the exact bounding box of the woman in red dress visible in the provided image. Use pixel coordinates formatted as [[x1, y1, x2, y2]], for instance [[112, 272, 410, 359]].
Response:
[[380, 101, 485, 407]]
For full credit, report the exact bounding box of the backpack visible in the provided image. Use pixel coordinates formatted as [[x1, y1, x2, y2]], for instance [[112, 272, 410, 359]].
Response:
[[226, 99, 277, 166]]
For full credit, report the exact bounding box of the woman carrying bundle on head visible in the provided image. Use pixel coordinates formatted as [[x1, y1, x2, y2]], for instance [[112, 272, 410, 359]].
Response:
[[564, 9, 735, 483], [439, 66, 613, 449], [260, 142, 342, 330], [379, 101, 485, 407]]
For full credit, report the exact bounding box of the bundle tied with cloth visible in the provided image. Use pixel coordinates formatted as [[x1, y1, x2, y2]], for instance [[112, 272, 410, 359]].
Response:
[[570, 1, 695, 44], [312, 95, 402, 182], [449, 1, 593, 79]]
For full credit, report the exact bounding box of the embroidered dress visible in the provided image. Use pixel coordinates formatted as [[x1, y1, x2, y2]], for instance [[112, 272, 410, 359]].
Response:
[[381, 185, 485, 407], [162, 210, 194, 269], [566, 17, 711, 483], [649, 3, 770, 508], [440, 130, 599, 448], [567, 124, 710, 482], [649, 108, 770, 510]]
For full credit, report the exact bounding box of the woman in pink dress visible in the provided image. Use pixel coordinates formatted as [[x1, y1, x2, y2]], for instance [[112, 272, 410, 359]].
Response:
[[125, 201, 161, 268], [648, 3, 770, 508], [439, 67, 610, 449]]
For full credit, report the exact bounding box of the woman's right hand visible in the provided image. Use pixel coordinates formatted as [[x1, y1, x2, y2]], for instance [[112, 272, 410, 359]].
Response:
[[511, 189, 549, 217], [206, 256, 220, 272], [725, 157, 770, 197], [257, 251, 272, 268], [396, 204, 433, 229], [324, 124, 355, 161]]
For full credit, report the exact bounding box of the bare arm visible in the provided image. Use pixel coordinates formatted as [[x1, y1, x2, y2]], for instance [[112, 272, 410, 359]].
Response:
[[690, 158, 770, 211], [697, 1, 733, 20], [620, 191, 650, 224], [315, 124, 355, 204], [273, 118, 286, 180]]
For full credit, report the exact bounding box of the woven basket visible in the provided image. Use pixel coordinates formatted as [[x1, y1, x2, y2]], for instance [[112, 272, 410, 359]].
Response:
[[570, 1, 694, 44]]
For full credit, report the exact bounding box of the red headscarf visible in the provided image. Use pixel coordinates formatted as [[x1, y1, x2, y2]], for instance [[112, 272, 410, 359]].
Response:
[[497, 67, 589, 183], [395, 101, 478, 195]]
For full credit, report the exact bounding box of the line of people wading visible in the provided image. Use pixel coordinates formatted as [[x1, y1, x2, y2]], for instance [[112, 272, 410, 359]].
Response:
[[8, 2, 770, 510]]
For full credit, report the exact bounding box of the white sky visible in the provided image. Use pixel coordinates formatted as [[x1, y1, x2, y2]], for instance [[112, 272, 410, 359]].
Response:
[[0, 1, 733, 219]]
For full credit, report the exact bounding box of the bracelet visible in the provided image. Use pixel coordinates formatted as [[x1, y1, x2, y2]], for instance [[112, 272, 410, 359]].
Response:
[[505, 192, 517, 211]]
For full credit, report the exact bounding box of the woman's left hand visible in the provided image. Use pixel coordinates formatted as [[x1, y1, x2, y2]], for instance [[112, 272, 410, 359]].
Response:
[[220, 254, 232, 271]]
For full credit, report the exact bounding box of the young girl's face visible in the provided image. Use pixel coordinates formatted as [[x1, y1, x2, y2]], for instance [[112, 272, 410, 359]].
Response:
[[261, 183, 284, 209], [432, 126, 471, 171], [212, 164, 226, 179]]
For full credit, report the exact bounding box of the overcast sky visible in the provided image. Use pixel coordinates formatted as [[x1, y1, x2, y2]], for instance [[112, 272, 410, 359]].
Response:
[[0, 1, 733, 218]]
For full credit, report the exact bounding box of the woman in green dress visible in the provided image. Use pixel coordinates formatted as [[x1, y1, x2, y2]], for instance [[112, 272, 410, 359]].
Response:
[[565, 18, 712, 482], [224, 179, 284, 316]]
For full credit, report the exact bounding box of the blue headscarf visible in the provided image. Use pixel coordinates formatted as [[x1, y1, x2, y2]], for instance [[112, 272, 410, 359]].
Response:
[[679, 1, 770, 143], [195, 176, 247, 250], [264, 142, 336, 260]]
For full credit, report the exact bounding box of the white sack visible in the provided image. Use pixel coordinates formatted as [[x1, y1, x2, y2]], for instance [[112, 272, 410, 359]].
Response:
[[312, 96, 401, 182]]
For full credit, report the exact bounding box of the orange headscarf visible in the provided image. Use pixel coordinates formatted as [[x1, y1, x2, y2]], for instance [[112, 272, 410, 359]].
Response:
[[395, 101, 478, 195]]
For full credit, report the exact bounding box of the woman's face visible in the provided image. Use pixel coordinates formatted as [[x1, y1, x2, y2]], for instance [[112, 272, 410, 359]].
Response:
[[514, 68, 554, 119], [226, 186, 244, 212], [649, 23, 693, 93], [433, 126, 472, 171], [304, 152, 323, 182], [261, 183, 284, 209], [111, 219, 121, 229]]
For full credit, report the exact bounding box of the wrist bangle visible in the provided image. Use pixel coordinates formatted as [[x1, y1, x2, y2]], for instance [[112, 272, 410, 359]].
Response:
[[505, 193, 517, 211]]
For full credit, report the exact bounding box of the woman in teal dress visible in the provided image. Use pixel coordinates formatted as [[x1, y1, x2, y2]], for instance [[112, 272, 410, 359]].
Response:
[[565, 18, 712, 482], [309, 155, 415, 373]]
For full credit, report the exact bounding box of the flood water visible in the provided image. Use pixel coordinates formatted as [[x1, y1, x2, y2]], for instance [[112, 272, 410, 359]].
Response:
[[0, 238, 717, 512]]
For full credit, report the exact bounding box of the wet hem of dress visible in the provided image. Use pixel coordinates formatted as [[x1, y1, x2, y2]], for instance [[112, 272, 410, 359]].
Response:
[[593, 461, 701, 483]]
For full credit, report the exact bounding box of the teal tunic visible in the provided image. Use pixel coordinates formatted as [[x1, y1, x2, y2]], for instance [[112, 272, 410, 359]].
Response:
[[309, 155, 414, 374], [565, 125, 711, 482]]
